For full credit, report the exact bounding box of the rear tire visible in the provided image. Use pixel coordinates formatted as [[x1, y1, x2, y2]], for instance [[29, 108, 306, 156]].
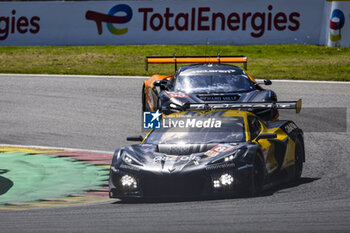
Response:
[[294, 138, 304, 180]]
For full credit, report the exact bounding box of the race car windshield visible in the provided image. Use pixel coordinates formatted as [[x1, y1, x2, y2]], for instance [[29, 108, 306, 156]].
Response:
[[174, 73, 255, 94], [144, 117, 246, 144]]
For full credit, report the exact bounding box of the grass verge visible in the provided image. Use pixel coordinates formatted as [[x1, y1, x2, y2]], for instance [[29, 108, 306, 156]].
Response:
[[0, 44, 349, 81]]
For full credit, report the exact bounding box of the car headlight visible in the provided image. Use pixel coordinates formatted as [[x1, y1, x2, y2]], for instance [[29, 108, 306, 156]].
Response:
[[111, 149, 122, 165], [210, 148, 247, 164], [168, 99, 187, 110], [115, 150, 122, 159], [120, 175, 138, 189], [213, 173, 234, 188], [122, 151, 143, 166], [169, 102, 184, 111], [169, 103, 179, 109]]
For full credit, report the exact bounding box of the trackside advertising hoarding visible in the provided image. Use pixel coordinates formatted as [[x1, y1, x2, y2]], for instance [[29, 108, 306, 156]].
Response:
[[0, 0, 348, 46]]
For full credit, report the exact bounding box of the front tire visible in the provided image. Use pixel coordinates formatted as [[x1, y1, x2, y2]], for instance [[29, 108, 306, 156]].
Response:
[[157, 98, 162, 112], [246, 154, 264, 196], [142, 86, 149, 112]]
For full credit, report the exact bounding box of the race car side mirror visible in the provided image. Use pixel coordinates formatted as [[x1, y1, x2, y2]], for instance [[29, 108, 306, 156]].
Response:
[[127, 135, 144, 142], [254, 79, 271, 90], [256, 133, 277, 141], [153, 80, 169, 90], [264, 79, 272, 85], [153, 80, 161, 86]]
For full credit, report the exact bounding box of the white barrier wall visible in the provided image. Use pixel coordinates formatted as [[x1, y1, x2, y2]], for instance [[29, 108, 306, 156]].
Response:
[[0, 0, 348, 46]]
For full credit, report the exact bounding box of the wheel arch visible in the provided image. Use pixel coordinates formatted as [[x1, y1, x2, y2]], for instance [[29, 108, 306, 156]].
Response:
[[244, 145, 266, 176], [142, 82, 147, 111]]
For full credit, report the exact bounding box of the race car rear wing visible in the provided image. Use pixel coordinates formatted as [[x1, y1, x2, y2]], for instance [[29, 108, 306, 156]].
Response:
[[145, 54, 247, 72], [180, 99, 302, 113]]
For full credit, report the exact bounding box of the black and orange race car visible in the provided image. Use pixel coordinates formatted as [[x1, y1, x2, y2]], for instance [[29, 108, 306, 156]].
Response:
[[109, 100, 304, 199], [142, 55, 279, 121]]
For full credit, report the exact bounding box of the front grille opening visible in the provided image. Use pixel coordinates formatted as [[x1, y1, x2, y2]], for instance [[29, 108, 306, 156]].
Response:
[[141, 174, 207, 197]]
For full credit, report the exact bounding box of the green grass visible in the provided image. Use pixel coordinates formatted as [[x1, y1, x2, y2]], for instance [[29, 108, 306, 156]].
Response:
[[0, 45, 349, 81]]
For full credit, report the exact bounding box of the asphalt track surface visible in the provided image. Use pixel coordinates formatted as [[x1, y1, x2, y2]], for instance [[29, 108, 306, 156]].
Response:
[[0, 74, 349, 233]]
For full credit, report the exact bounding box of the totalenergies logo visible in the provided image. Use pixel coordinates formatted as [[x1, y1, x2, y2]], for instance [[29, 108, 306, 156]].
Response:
[[86, 4, 301, 38], [329, 9, 345, 42], [85, 4, 133, 35]]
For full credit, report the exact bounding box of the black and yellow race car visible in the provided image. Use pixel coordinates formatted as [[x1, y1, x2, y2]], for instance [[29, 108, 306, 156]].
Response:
[[109, 100, 304, 199], [142, 55, 279, 121]]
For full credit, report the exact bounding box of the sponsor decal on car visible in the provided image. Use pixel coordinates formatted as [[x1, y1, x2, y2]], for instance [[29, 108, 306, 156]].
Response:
[[205, 163, 236, 170], [140, 145, 155, 153], [198, 95, 240, 101], [167, 92, 189, 98], [183, 69, 237, 75], [153, 154, 201, 163], [204, 144, 238, 157]]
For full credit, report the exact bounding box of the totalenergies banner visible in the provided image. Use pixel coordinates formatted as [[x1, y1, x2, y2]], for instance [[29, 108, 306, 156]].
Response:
[[0, 0, 347, 46]]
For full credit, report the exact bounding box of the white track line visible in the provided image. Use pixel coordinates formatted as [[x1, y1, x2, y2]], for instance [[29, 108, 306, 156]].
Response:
[[0, 73, 146, 79], [0, 73, 349, 84], [258, 79, 350, 84], [0, 144, 114, 155]]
